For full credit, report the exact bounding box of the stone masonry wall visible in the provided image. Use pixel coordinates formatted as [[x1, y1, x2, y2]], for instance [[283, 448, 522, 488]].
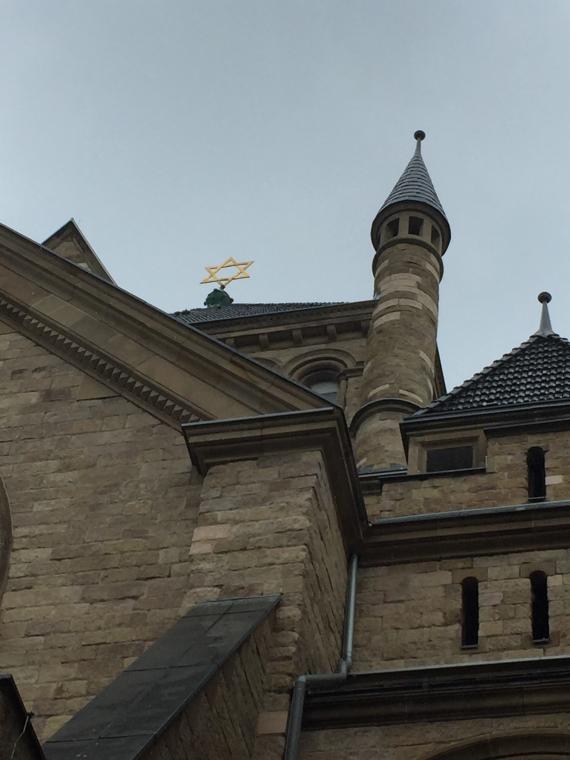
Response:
[[0, 323, 199, 739], [355, 244, 441, 470], [299, 712, 570, 759], [368, 428, 570, 519], [353, 548, 570, 671], [183, 451, 348, 760]]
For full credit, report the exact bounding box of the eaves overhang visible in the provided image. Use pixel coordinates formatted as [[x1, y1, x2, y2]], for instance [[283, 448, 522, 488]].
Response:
[[182, 407, 368, 553], [401, 399, 570, 446], [303, 655, 570, 730], [184, 300, 376, 332], [360, 497, 570, 566], [0, 222, 327, 422]]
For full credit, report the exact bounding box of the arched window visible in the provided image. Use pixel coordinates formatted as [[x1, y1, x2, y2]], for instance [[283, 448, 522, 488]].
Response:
[[461, 577, 479, 648], [426, 733, 570, 759], [530, 570, 550, 643], [301, 369, 339, 403], [527, 446, 546, 501]]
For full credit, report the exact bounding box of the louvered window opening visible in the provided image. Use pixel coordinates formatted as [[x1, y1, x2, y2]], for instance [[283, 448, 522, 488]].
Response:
[[426, 445, 473, 473]]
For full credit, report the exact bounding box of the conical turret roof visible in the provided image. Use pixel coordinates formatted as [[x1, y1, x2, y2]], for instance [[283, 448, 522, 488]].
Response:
[[413, 294, 570, 418], [380, 131, 448, 220], [371, 131, 450, 252]]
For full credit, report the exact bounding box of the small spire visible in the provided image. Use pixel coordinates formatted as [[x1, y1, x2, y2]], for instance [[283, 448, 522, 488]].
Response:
[[536, 291, 555, 336], [374, 129, 449, 240], [414, 129, 425, 155]]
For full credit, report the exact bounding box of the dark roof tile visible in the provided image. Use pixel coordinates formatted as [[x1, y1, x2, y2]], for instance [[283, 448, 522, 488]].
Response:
[[415, 334, 570, 417], [173, 302, 341, 325], [380, 138, 448, 221]]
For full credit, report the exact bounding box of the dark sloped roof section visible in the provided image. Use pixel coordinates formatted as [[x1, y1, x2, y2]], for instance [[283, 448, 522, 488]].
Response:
[[414, 333, 570, 417], [173, 302, 341, 325], [0, 675, 45, 759], [380, 139, 448, 221], [43, 595, 280, 760]]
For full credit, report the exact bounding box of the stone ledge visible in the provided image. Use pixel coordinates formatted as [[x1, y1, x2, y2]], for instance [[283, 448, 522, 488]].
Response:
[[182, 407, 368, 553], [304, 655, 570, 729], [361, 499, 570, 566]]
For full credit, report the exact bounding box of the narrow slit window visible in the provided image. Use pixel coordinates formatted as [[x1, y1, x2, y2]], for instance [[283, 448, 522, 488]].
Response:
[[461, 577, 479, 647], [408, 216, 423, 236], [386, 218, 399, 239], [527, 447, 546, 500], [431, 225, 440, 246], [530, 571, 550, 642]]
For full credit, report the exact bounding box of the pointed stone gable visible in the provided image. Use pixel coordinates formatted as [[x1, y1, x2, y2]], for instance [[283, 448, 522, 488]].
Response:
[[415, 333, 570, 416], [43, 220, 115, 284], [0, 222, 325, 424]]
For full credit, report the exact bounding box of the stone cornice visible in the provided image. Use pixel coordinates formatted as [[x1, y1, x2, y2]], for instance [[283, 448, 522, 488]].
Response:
[[196, 301, 376, 334], [182, 407, 369, 552], [360, 499, 570, 566], [304, 656, 570, 729], [0, 293, 202, 428], [198, 302, 374, 352], [349, 398, 420, 434], [0, 223, 324, 420], [402, 399, 570, 438]]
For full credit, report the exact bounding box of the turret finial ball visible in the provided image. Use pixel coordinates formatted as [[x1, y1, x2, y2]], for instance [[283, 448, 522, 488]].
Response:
[[538, 292, 552, 304], [414, 130, 426, 142]]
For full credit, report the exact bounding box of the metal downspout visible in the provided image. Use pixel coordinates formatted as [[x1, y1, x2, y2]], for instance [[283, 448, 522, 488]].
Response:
[[283, 553, 359, 760]]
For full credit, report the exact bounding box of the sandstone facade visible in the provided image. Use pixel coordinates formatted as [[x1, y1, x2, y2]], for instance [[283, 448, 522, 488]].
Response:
[[1, 132, 569, 760]]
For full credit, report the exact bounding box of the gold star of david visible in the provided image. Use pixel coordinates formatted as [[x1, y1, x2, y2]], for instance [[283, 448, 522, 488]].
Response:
[[200, 257, 253, 289]]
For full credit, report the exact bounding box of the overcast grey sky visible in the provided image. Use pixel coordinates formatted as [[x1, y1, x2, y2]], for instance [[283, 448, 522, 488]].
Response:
[[1, 1, 569, 389]]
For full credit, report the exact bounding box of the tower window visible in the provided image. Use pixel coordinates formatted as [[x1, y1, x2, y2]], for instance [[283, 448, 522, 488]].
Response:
[[426, 445, 473, 473], [461, 577, 479, 647], [408, 216, 423, 236], [530, 571, 550, 643], [527, 447, 546, 501], [431, 225, 440, 246], [386, 218, 399, 239]]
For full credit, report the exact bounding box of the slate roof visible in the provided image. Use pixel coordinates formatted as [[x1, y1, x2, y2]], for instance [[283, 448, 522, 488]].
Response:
[[0, 675, 45, 759], [173, 302, 341, 325], [44, 595, 280, 760], [414, 333, 570, 417], [380, 136, 448, 221]]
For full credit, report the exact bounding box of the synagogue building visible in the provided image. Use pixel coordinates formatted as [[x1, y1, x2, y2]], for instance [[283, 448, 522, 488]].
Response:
[[2, 132, 570, 759]]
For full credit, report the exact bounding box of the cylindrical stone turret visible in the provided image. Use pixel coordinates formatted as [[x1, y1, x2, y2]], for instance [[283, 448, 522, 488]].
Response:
[[353, 131, 451, 470]]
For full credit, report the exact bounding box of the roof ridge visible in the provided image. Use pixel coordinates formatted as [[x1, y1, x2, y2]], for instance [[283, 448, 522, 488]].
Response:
[[174, 300, 342, 316]]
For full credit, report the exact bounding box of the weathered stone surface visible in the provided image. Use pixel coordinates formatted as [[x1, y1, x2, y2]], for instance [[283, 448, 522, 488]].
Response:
[[353, 548, 570, 670], [0, 325, 200, 739], [369, 428, 570, 518], [180, 451, 347, 758]]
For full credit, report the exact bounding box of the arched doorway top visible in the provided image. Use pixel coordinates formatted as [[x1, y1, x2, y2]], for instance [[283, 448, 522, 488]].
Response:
[[425, 733, 570, 760]]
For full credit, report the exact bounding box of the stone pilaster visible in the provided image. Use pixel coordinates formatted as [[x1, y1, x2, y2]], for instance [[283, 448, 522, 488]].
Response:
[[182, 409, 366, 759]]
